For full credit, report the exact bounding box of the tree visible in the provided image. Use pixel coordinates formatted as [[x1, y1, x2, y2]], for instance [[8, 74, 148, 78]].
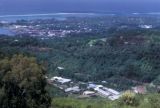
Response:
[[0, 55, 51, 108]]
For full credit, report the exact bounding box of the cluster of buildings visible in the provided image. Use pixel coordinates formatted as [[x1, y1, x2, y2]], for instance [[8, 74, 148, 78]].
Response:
[[47, 75, 148, 101], [8, 22, 154, 37], [87, 84, 121, 100], [8, 22, 93, 37], [47, 76, 122, 101], [10, 25, 78, 37]]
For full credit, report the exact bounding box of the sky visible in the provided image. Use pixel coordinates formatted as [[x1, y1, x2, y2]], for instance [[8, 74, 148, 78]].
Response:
[[0, 0, 160, 15]]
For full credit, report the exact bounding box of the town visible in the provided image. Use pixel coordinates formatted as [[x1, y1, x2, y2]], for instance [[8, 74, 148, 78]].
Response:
[[0, 15, 157, 37]]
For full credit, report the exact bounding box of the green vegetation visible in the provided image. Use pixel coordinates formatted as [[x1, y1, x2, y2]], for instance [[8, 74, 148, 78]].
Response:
[[119, 91, 139, 106], [52, 98, 116, 108], [52, 93, 160, 108], [0, 28, 160, 91], [0, 27, 160, 108], [38, 29, 160, 90], [0, 55, 51, 108]]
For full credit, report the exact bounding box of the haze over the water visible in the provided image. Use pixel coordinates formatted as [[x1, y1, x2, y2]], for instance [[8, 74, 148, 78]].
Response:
[[0, 0, 160, 15]]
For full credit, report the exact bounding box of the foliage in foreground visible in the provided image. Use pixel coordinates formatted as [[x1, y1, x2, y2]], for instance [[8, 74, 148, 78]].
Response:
[[119, 91, 139, 106], [52, 93, 160, 108], [0, 55, 51, 108]]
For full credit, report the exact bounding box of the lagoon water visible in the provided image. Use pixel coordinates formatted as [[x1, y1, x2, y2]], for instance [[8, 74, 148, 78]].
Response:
[[0, 13, 110, 22], [0, 28, 14, 36], [0, 13, 67, 22]]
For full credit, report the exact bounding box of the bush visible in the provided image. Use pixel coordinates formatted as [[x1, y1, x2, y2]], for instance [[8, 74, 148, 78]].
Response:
[[119, 91, 139, 106]]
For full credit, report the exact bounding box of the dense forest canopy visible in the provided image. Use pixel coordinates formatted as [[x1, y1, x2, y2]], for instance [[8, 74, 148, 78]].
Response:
[[0, 28, 160, 90]]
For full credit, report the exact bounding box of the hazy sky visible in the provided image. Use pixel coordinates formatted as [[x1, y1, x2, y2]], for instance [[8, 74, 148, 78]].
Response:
[[0, 0, 160, 15]]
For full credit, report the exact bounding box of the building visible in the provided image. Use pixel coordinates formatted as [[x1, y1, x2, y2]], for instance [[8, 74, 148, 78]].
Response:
[[107, 88, 120, 95], [102, 81, 107, 83], [87, 83, 97, 89], [50, 76, 71, 84], [139, 25, 152, 29], [132, 86, 146, 94], [94, 85, 121, 100], [57, 66, 65, 70], [65, 86, 80, 93], [94, 85, 110, 97], [83, 91, 95, 96]]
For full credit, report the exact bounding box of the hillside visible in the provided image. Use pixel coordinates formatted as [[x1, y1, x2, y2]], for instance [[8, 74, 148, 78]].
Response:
[[0, 28, 160, 91], [0, 28, 160, 108], [39, 29, 160, 90]]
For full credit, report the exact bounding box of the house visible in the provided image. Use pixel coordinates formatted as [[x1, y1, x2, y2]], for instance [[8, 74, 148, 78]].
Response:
[[102, 81, 107, 83], [57, 66, 65, 70], [50, 76, 71, 84], [87, 83, 97, 89], [14, 39, 19, 42], [65, 86, 80, 93], [83, 91, 95, 96], [132, 86, 146, 94], [139, 25, 152, 29]]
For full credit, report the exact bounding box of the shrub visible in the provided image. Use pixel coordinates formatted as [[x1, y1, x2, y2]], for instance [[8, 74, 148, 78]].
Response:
[[119, 91, 139, 106]]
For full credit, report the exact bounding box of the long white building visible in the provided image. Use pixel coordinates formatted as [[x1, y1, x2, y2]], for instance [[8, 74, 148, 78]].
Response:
[[93, 85, 121, 100]]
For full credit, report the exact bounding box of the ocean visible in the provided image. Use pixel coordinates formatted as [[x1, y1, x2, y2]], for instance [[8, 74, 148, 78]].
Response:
[[0, 13, 115, 22]]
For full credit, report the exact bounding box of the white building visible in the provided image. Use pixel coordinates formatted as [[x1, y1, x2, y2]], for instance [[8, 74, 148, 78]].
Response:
[[14, 39, 19, 42], [94, 85, 110, 97], [57, 66, 65, 70], [94, 85, 121, 100], [107, 88, 120, 95], [83, 91, 95, 95], [50, 76, 71, 84], [139, 25, 152, 29], [65, 86, 80, 93]]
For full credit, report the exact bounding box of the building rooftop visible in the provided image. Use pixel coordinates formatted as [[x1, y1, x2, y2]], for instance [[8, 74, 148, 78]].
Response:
[[51, 76, 71, 84], [132, 86, 146, 94], [83, 91, 95, 95], [65, 86, 80, 92]]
